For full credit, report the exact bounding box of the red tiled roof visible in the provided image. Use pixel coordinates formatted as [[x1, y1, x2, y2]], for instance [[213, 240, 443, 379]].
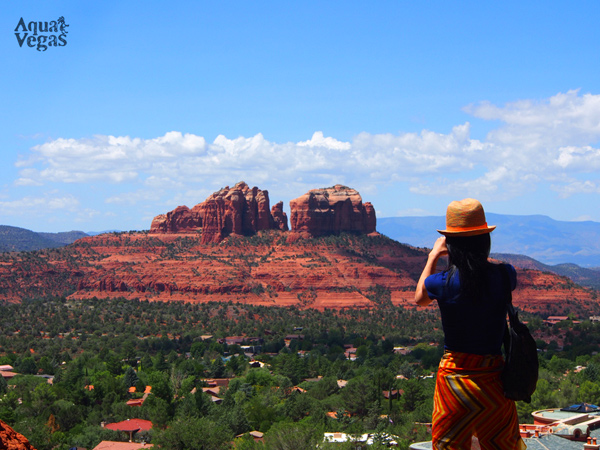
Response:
[[104, 419, 153, 433], [0, 371, 18, 379], [93, 441, 153, 450]]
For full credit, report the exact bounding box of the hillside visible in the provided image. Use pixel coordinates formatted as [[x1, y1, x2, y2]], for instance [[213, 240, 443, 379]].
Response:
[[0, 230, 597, 317], [0, 225, 88, 252], [492, 253, 600, 290]]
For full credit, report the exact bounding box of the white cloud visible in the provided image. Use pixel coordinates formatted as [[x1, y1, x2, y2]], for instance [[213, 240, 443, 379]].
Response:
[[297, 131, 351, 150], [0, 194, 79, 216], [13, 90, 600, 211], [465, 89, 600, 147], [552, 180, 600, 198]]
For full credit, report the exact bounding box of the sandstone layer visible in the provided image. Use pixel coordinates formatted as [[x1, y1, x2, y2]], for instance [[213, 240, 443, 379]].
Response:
[[290, 185, 376, 236], [0, 230, 596, 316]]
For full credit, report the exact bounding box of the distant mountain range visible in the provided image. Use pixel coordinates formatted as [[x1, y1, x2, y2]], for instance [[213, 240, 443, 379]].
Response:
[[0, 226, 88, 252], [378, 213, 600, 268]]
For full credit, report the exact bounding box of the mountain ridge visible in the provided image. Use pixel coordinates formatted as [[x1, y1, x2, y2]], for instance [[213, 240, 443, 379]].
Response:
[[0, 225, 88, 252], [378, 213, 600, 267]]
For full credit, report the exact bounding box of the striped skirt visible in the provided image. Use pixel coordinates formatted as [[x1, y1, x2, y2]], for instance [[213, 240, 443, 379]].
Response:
[[432, 351, 526, 450]]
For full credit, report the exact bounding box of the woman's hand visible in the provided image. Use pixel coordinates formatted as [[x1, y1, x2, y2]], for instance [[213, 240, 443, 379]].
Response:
[[430, 236, 448, 259], [415, 236, 447, 306]]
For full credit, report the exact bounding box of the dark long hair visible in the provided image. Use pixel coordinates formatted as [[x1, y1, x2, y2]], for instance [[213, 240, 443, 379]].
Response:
[[446, 233, 492, 301]]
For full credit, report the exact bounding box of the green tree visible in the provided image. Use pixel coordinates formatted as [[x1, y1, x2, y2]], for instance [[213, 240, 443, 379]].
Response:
[[124, 366, 139, 389], [154, 416, 232, 450], [141, 395, 172, 429], [341, 376, 378, 417], [400, 379, 426, 413], [577, 380, 600, 404], [0, 375, 9, 396], [51, 399, 81, 431], [262, 421, 320, 450]]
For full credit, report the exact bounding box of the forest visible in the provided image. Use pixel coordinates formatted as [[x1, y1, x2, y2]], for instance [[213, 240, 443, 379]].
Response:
[[1, 296, 600, 450]]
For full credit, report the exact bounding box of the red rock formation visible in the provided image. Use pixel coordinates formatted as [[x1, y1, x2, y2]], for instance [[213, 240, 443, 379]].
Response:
[[271, 202, 289, 231], [149, 182, 288, 243], [150, 206, 200, 233], [0, 419, 37, 450], [289, 185, 376, 236], [0, 229, 597, 315]]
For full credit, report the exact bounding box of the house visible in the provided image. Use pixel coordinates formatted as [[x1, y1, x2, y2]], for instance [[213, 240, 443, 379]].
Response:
[[202, 387, 221, 397], [126, 398, 144, 407], [0, 371, 18, 380], [284, 334, 304, 346], [323, 432, 398, 447], [382, 389, 403, 400], [236, 431, 264, 442], [204, 378, 230, 388], [103, 419, 153, 442], [126, 386, 152, 407], [544, 316, 569, 326], [92, 441, 152, 450]]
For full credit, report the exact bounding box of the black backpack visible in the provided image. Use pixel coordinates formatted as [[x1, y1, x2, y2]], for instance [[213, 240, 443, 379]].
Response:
[[500, 264, 539, 403]]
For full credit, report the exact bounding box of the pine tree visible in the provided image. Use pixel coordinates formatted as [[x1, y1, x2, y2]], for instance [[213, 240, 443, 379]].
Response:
[[124, 366, 139, 389]]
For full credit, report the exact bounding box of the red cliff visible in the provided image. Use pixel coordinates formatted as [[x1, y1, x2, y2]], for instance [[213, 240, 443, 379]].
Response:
[[150, 182, 288, 244], [289, 185, 376, 236]]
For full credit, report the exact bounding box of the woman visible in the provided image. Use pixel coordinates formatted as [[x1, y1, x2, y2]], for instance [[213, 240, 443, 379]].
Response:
[[415, 198, 526, 450]]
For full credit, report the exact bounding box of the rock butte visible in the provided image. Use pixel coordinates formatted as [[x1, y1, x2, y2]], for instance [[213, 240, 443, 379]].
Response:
[[150, 181, 288, 243], [150, 182, 376, 241], [290, 184, 376, 237]]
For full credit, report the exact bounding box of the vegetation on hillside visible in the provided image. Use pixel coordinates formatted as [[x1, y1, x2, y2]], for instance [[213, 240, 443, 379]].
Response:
[[0, 297, 598, 449]]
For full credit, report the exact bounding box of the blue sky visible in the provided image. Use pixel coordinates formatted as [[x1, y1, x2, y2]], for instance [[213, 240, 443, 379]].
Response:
[[2, 1, 600, 232]]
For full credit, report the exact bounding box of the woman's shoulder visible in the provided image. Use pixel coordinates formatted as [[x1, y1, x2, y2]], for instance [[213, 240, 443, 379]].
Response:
[[424, 270, 450, 299], [489, 262, 517, 290]]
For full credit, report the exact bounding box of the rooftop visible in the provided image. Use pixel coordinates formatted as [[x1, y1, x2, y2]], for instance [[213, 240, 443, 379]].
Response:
[[104, 419, 152, 433], [410, 422, 600, 450], [92, 441, 153, 450]]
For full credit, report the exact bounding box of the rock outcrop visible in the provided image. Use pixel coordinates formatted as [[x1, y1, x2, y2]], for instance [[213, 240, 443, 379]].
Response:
[[271, 201, 289, 231], [150, 182, 288, 244], [289, 185, 376, 236], [150, 206, 198, 233], [0, 419, 37, 450]]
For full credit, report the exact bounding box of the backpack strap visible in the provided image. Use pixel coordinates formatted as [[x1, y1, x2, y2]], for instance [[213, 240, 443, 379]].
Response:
[[500, 264, 515, 351], [499, 264, 519, 328]]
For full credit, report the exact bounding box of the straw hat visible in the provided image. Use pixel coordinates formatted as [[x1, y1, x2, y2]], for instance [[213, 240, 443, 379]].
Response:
[[437, 198, 496, 237]]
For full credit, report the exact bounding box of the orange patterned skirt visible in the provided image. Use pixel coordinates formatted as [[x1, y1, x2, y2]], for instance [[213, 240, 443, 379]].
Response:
[[432, 351, 526, 450]]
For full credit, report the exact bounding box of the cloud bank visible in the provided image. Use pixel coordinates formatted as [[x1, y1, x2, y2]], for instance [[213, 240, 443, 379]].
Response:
[[9, 90, 600, 223]]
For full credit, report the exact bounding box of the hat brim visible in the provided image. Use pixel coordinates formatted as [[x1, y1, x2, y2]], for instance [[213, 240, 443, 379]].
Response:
[[437, 225, 496, 237]]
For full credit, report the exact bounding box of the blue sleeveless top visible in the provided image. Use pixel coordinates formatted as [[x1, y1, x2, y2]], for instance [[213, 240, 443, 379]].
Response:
[[425, 263, 517, 355]]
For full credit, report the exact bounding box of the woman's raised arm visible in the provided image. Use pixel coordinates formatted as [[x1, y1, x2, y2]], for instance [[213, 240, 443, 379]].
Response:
[[415, 236, 447, 306]]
